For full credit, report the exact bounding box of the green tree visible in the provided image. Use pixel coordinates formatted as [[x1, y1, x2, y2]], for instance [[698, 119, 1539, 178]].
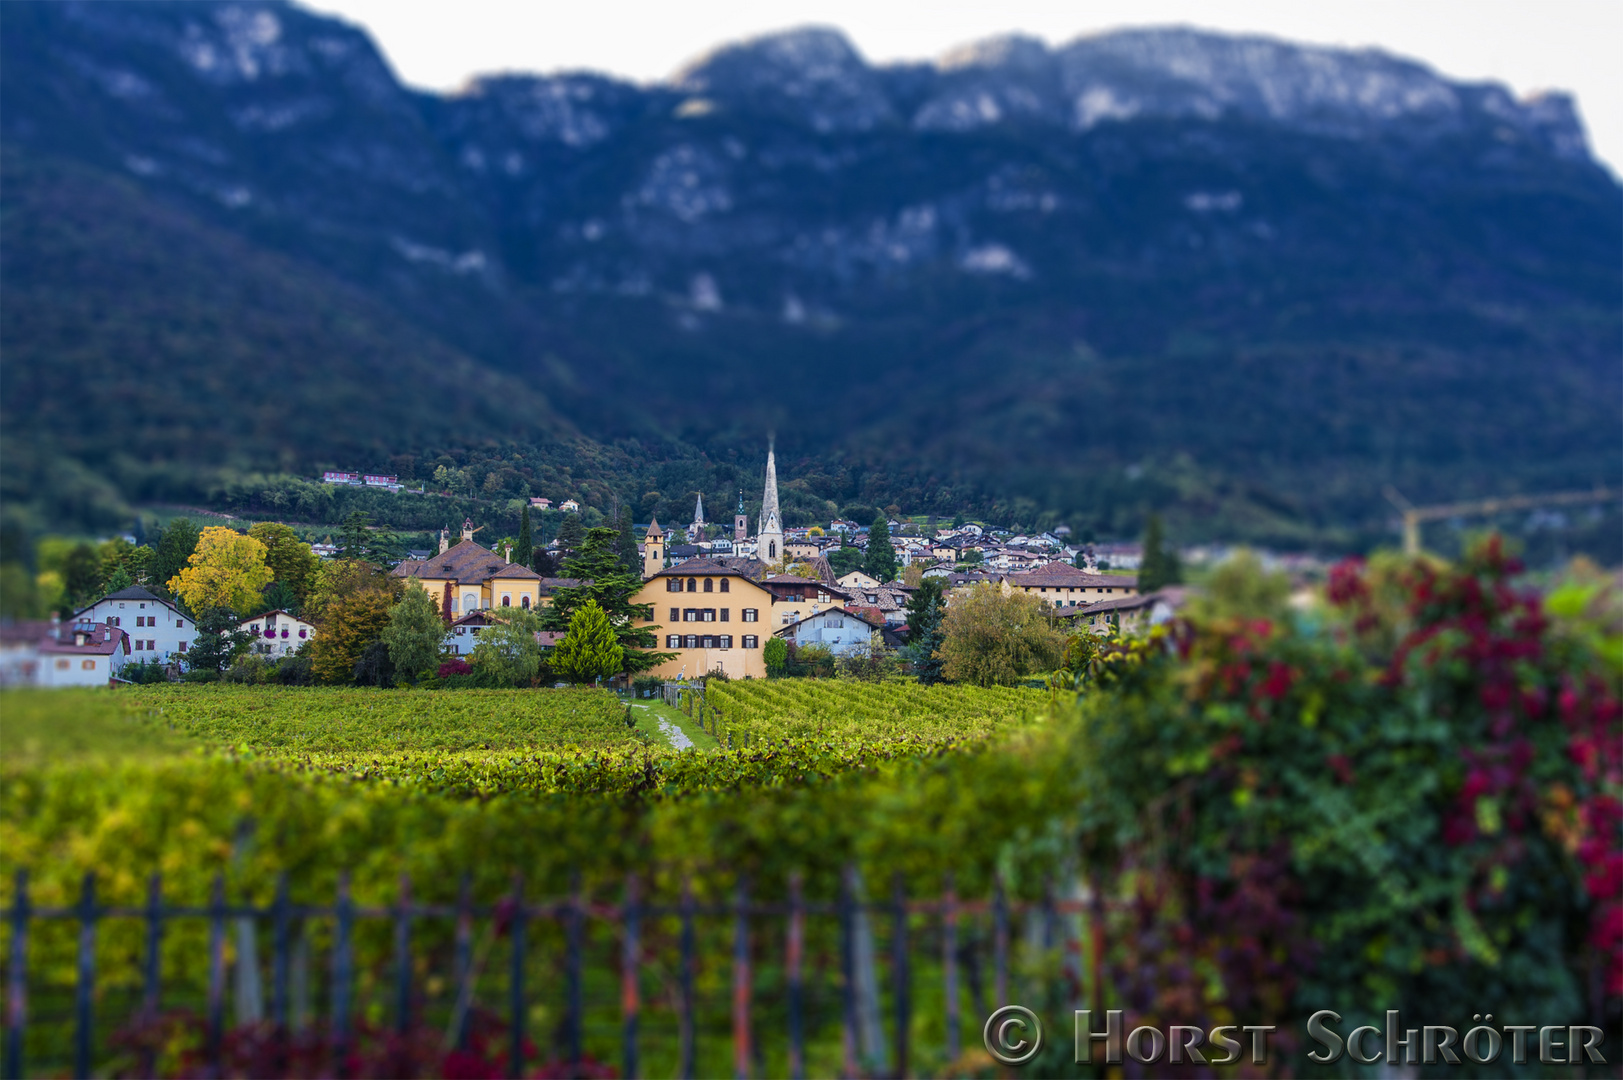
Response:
[[541, 527, 673, 674], [556, 512, 586, 555], [470, 607, 545, 687], [248, 522, 320, 610], [151, 519, 201, 599], [763, 636, 789, 677], [615, 509, 639, 575], [1186, 549, 1293, 623], [186, 606, 253, 673], [516, 506, 534, 571], [381, 580, 446, 685], [102, 566, 134, 595], [864, 517, 898, 583], [337, 511, 400, 567], [551, 599, 624, 684], [309, 588, 396, 684], [259, 580, 299, 615], [904, 577, 947, 685], [1139, 513, 1183, 593], [61, 542, 103, 609], [827, 544, 863, 578], [938, 583, 1065, 687], [959, 548, 983, 566]]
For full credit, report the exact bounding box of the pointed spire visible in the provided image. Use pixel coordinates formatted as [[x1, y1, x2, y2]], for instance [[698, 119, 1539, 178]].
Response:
[[645, 515, 662, 538], [693, 491, 706, 528], [762, 439, 780, 533]]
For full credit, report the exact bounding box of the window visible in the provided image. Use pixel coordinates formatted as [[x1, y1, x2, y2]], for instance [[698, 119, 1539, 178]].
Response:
[[720, 609, 730, 622], [147, 640, 156, 651], [667, 635, 680, 648], [298, 629, 307, 639], [107, 617, 117, 627], [451, 598, 460, 614], [521, 596, 531, 610], [501, 595, 511, 607], [55, 659, 69, 670], [134, 640, 143, 651], [178, 642, 188, 653], [670, 608, 680, 622], [177, 620, 185, 629], [719, 579, 730, 593], [701, 636, 715, 649], [702, 609, 716, 622], [684, 609, 697, 622], [743, 635, 759, 649], [703, 578, 713, 593], [81, 660, 95, 670], [721, 635, 733, 648], [742, 609, 758, 623], [667, 579, 682, 593], [684, 635, 698, 649], [687, 578, 697, 592]]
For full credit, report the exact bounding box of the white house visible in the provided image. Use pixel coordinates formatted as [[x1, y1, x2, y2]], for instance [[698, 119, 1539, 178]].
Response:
[[238, 609, 316, 658], [559, 500, 581, 513], [39, 621, 129, 686], [444, 610, 496, 655], [0, 620, 51, 685], [774, 608, 885, 657], [73, 586, 194, 664]]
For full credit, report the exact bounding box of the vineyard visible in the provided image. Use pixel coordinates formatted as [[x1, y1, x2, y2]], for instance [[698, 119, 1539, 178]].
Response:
[[124, 684, 636, 753], [704, 680, 1044, 743]]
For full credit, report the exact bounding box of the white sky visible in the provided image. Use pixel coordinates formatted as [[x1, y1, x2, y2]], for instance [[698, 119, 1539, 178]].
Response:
[[306, 0, 1622, 174]]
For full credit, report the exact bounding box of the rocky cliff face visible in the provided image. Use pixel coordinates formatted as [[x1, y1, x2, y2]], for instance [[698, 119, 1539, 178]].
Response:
[[3, 2, 1618, 538]]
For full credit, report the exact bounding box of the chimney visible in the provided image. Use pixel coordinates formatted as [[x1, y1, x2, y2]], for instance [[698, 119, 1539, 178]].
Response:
[[74, 632, 86, 647]]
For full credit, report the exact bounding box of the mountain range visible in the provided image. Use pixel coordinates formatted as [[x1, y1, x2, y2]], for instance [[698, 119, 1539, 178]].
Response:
[[2, 1, 1618, 546]]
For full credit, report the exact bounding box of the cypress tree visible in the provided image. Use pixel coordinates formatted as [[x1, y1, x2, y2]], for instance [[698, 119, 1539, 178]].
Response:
[[1139, 513, 1183, 593], [516, 506, 534, 570], [864, 516, 898, 583]]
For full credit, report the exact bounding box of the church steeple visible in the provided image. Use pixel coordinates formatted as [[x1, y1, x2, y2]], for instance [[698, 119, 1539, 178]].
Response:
[[758, 440, 783, 565], [691, 491, 706, 538], [734, 488, 748, 543], [643, 516, 665, 580]]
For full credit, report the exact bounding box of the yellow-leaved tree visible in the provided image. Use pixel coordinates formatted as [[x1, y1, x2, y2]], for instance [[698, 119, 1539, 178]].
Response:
[[166, 526, 274, 614]]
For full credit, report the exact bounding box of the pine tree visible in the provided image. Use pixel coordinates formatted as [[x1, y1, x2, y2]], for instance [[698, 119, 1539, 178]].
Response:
[[541, 527, 673, 674], [1139, 514, 1183, 593], [382, 580, 446, 685], [186, 606, 253, 673], [516, 506, 534, 571], [557, 512, 586, 555], [904, 577, 947, 685], [551, 599, 624, 684], [863, 517, 898, 583]]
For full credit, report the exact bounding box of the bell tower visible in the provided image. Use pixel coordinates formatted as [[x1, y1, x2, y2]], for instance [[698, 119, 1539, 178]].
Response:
[[734, 489, 748, 543], [643, 517, 665, 580]]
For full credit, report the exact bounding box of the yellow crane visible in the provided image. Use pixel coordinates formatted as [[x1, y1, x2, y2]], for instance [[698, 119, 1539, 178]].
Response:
[[1383, 486, 1619, 555]]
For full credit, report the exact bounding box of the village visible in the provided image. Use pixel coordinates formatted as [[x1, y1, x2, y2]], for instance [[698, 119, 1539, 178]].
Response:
[[0, 445, 1175, 687]]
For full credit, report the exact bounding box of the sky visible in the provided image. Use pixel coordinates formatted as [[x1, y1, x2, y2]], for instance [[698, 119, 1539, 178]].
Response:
[[307, 0, 1621, 174]]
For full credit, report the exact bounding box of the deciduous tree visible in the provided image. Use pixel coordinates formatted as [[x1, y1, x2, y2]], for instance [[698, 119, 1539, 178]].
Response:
[[186, 606, 253, 673], [471, 607, 545, 687], [248, 522, 320, 611], [382, 580, 447, 685], [167, 527, 275, 615], [551, 599, 623, 684], [938, 583, 1064, 687]]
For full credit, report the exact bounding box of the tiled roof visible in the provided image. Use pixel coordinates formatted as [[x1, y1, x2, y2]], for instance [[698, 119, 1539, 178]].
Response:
[[393, 540, 543, 584], [0, 620, 55, 646], [39, 623, 127, 655], [1007, 565, 1139, 589]]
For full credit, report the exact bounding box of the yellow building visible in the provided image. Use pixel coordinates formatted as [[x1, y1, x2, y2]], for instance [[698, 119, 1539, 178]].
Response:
[[1001, 564, 1139, 609], [391, 521, 544, 615], [631, 558, 777, 679]]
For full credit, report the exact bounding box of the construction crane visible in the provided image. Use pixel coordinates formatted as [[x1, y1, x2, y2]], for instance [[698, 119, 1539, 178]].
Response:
[[1383, 486, 1619, 555]]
